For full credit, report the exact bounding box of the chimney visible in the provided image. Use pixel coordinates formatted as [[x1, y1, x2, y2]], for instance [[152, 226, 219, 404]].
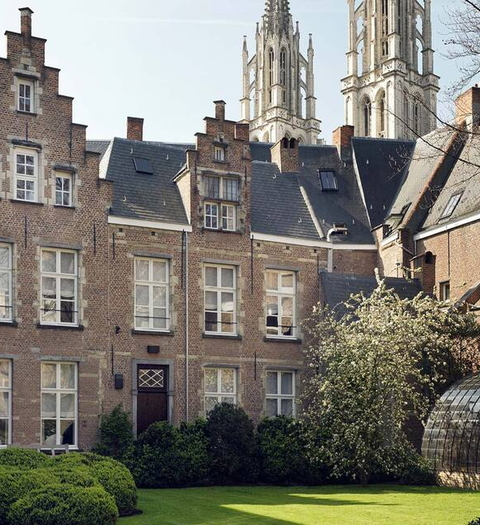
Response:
[[214, 100, 226, 121], [127, 117, 144, 141], [332, 125, 354, 162], [455, 86, 480, 129], [271, 137, 300, 173], [20, 7, 33, 39], [235, 122, 250, 141]]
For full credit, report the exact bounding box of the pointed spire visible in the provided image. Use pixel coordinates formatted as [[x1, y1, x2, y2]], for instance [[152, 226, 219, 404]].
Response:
[[264, 0, 291, 34]]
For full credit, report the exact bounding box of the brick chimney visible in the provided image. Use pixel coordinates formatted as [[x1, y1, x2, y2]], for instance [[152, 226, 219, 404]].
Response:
[[234, 122, 250, 141], [455, 86, 480, 128], [20, 7, 33, 39], [271, 137, 300, 173], [332, 125, 354, 162], [214, 100, 226, 121], [127, 117, 144, 141]]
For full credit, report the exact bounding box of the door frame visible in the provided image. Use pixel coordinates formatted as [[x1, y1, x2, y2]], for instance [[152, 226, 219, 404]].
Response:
[[132, 358, 175, 437]]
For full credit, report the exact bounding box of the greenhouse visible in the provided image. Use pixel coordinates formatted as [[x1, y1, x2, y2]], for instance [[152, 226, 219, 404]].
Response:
[[422, 374, 480, 488]]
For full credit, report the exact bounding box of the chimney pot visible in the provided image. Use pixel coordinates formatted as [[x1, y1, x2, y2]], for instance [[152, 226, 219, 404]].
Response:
[[214, 100, 226, 121], [127, 117, 144, 141], [19, 7, 33, 38], [271, 136, 300, 173]]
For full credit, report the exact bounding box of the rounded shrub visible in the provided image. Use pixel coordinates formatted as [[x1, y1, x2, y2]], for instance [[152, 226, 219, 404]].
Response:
[[8, 485, 118, 525], [131, 419, 209, 488], [0, 467, 98, 523], [92, 405, 134, 461], [0, 448, 51, 469], [52, 453, 137, 515], [257, 417, 326, 485], [206, 403, 258, 484]]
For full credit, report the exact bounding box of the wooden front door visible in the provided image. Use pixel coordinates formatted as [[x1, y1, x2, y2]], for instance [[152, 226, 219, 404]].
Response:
[[136, 364, 169, 436]]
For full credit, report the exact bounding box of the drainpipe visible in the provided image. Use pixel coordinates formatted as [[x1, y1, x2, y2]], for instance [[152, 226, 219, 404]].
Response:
[[184, 231, 189, 422]]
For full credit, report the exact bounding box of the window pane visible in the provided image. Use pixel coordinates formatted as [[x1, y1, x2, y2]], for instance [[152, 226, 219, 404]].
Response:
[[0, 392, 9, 418], [42, 251, 57, 273], [152, 261, 167, 283], [221, 268, 234, 288], [60, 364, 75, 390], [205, 312, 218, 332], [42, 420, 57, 445], [281, 273, 294, 290], [135, 260, 149, 281], [0, 420, 8, 446], [61, 420, 75, 445], [153, 308, 167, 330], [282, 297, 293, 316], [61, 253, 75, 275], [42, 393, 57, 418], [205, 396, 218, 413], [136, 286, 149, 306], [221, 396, 235, 404], [281, 399, 293, 416], [221, 292, 234, 313], [60, 278, 75, 300], [266, 272, 278, 291], [220, 369, 235, 394], [60, 301, 75, 324], [136, 306, 149, 328], [205, 267, 217, 287], [153, 286, 167, 308], [42, 364, 57, 389], [205, 177, 220, 198], [221, 312, 234, 333], [42, 277, 56, 298], [266, 372, 278, 395], [205, 369, 218, 393], [60, 394, 75, 418], [205, 291, 217, 311], [0, 247, 10, 269], [281, 373, 293, 395], [266, 399, 278, 417], [0, 362, 9, 389]]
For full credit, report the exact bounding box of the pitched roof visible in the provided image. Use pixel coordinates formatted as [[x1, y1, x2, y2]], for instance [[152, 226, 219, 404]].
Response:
[[320, 271, 423, 313], [352, 137, 415, 229], [105, 138, 189, 225]]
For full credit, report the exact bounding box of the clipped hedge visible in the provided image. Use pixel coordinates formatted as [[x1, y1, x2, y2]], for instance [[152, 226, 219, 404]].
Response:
[[0, 448, 50, 470], [8, 485, 118, 525], [52, 453, 137, 514], [0, 466, 98, 523]]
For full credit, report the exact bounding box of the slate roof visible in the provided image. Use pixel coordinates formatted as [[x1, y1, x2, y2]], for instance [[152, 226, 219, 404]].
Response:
[[86, 140, 111, 159], [320, 271, 423, 313], [421, 134, 480, 231], [103, 138, 190, 225], [251, 144, 375, 245], [352, 137, 415, 229]]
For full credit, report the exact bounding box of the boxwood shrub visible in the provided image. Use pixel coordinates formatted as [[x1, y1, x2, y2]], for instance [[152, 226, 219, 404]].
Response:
[[52, 453, 137, 514], [8, 485, 118, 525], [0, 448, 50, 470]]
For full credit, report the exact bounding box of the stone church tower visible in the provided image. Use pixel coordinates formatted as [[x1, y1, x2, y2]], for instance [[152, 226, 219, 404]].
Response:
[[241, 0, 321, 144], [342, 0, 439, 139]]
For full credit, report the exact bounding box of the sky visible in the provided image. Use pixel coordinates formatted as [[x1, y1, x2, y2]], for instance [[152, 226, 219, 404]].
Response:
[[0, 0, 464, 143]]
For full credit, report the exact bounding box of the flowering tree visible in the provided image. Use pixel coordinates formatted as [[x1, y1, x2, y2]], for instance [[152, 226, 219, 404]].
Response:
[[302, 279, 480, 484]]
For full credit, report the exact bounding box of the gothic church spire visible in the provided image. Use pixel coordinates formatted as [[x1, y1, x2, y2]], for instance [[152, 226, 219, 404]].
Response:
[[264, 0, 291, 34]]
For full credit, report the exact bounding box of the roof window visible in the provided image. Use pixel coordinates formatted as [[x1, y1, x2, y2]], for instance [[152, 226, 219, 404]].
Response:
[[319, 170, 338, 191], [440, 193, 462, 220], [133, 157, 154, 174]]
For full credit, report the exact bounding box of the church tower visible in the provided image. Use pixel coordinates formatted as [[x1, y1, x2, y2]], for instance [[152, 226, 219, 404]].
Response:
[[241, 0, 321, 144], [342, 0, 439, 139]]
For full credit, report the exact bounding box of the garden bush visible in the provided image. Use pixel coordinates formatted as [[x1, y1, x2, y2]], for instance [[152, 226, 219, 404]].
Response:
[[206, 403, 258, 484], [257, 417, 327, 485], [468, 519, 480, 525], [92, 405, 134, 461], [52, 453, 137, 515], [0, 448, 50, 470], [397, 452, 436, 486], [131, 419, 209, 488], [0, 466, 98, 523], [8, 485, 118, 525]]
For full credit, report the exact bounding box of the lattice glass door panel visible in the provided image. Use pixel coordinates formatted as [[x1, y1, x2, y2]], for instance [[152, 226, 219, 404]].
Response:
[[137, 365, 168, 393]]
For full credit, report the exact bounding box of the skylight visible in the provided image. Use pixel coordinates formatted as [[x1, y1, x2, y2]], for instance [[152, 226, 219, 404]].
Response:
[[133, 157, 154, 174], [319, 170, 338, 191], [440, 193, 462, 220]]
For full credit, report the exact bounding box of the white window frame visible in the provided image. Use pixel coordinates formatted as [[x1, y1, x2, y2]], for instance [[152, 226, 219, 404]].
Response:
[[41, 362, 78, 448], [214, 146, 226, 162], [40, 249, 78, 326], [265, 370, 296, 417], [55, 172, 73, 207], [204, 202, 219, 229], [15, 148, 38, 202], [0, 243, 13, 322], [204, 367, 237, 413], [0, 360, 12, 447], [204, 176, 239, 232], [134, 257, 170, 332], [439, 281, 451, 303], [266, 270, 296, 339], [204, 264, 237, 336], [17, 80, 34, 113]]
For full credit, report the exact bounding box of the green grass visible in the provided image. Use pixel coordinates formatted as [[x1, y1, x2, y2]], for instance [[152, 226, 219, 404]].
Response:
[[123, 485, 480, 525]]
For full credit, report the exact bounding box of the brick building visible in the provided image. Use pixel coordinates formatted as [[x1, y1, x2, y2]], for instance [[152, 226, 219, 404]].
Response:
[[1, 4, 479, 451]]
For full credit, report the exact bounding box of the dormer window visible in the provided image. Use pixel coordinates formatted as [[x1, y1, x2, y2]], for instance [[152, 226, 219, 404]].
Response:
[[319, 170, 338, 191], [440, 193, 462, 220], [214, 146, 225, 162], [204, 175, 240, 232], [18, 80, 34, 113]]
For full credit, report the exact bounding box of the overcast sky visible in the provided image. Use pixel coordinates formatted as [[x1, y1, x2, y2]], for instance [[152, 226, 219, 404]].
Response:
[[0, 0, 463, 143]]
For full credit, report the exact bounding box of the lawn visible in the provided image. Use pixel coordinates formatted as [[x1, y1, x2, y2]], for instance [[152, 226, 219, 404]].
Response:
[[123, 485, 480, 525]]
